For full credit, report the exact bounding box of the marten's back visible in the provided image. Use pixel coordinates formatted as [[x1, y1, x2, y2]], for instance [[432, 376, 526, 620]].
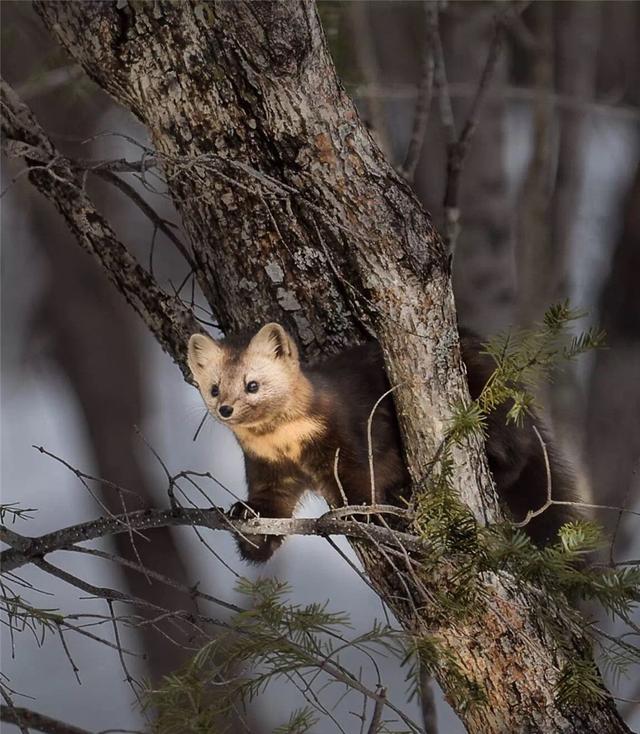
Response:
[[304, 335, 576, 543], [303, 343, 408, 505]]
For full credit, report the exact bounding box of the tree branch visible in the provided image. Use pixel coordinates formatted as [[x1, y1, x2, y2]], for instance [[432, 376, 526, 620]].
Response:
[[0, 505, 423, 574], [0, 705, 93, 734], [91, 167, 195, 271], [400, 2, 437, 181], [441, 8, 507, 256], [0, 78, 199, 377]]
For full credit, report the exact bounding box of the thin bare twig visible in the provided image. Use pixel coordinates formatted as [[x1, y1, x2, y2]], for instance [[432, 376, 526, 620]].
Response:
[[442, 11, 506, 257], [92, 168, 196, 270], [334, 448, 349, 507], [1, 78, 200, 378], [401, 2, 437, 180], [63, 545, 243, 615], [0, 505, 426, 573], [107, 600, 144, 710], [366, 384, 403, 506], [366, 686, 387, 734], [513, 426, 640, 529], [513, 424, 552, 527]]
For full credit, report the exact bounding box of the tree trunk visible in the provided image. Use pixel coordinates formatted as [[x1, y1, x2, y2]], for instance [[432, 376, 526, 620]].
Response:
[[3, 1, 629, 731], [585, 162, 640, 551]]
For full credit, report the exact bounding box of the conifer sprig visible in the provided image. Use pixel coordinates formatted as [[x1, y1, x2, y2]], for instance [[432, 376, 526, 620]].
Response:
[[406, 303, 636, 712], [477, 300, 605, 423], [146, 579, 421, 734]]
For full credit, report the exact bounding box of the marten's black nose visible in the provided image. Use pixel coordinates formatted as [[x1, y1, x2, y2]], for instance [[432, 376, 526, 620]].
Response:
[[219, 404, 234, 419]]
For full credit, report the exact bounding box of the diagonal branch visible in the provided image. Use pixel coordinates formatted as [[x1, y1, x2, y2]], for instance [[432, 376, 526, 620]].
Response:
[[0, 78, 199, 377], [91, 167, 196, 271], [22, 3, 633, 731], [0, 705, 93, 734]]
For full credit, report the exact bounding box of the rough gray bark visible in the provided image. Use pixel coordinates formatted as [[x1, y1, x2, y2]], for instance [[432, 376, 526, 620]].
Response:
[[2, 1, 630, 731]]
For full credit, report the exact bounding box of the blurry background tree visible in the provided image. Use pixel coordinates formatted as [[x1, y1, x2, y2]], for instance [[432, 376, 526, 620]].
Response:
[[1, 1, 639, 732], [1, 2, 201, 680]]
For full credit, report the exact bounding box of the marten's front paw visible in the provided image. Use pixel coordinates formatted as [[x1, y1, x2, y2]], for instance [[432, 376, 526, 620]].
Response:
[[236, 534, 283, 564], [227, 501, 261, 521], [227, 502, 283, 563]]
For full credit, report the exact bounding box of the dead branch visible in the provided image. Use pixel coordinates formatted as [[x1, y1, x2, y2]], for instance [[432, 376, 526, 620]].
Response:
[[11, 2, 633, 730], [0, 705, 92, 734], [0, 504, 424, 574], [91, 167, 195, 270]]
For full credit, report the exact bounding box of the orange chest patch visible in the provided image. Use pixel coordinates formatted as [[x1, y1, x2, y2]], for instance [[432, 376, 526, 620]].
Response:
[[233, 417, 325, 464]]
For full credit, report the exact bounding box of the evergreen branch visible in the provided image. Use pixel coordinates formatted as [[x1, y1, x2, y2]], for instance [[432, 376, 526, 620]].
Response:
[[148, 579, 422, 734]]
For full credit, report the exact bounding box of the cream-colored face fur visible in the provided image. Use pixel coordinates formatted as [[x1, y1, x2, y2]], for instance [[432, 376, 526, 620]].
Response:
[[187, 323, 303, 429]]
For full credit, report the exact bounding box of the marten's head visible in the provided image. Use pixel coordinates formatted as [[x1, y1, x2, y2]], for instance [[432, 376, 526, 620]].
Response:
[[187, 323, 304, 428]]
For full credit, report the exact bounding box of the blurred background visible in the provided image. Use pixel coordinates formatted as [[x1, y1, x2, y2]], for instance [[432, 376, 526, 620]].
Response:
[[1, 2, 639, 732]]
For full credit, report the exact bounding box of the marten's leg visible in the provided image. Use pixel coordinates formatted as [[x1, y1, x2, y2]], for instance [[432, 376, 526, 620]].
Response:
[[228, 457, 306, 563]]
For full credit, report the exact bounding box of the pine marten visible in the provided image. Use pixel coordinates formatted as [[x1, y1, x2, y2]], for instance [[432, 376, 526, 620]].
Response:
[[187, 323, 575, 562]]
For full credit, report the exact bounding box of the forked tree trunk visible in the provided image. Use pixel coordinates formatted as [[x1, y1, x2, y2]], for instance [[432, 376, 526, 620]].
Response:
[[4, 2, 629, 731]]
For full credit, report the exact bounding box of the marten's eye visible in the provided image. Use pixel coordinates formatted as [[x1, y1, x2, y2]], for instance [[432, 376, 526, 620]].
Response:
[[210, 384, 219, 397], [246, 381, 259, 394]]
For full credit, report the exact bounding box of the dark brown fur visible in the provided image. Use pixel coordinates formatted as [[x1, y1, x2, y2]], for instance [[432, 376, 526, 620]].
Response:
[[219, 328, 575, 562]]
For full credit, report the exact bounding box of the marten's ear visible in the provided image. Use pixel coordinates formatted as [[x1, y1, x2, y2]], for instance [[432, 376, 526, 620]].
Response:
[[248, 323, 299, 362], [187, 333, 222, 376]]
